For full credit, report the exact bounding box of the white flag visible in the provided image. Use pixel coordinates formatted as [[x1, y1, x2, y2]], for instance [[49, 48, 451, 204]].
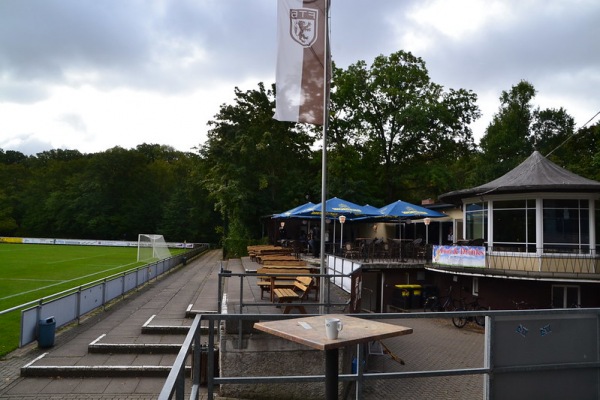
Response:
[[274, 0, 329, 125]]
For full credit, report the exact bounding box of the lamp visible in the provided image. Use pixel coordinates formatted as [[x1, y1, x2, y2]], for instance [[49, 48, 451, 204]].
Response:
[[424, 218, 431, 244], [339, 215, 346, 250]]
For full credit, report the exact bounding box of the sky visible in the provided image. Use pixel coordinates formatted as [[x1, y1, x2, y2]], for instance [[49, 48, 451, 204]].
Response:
[[1, 0, 599, 156]]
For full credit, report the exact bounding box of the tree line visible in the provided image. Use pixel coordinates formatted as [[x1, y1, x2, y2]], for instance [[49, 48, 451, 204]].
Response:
[[2, 50, 599, 246]]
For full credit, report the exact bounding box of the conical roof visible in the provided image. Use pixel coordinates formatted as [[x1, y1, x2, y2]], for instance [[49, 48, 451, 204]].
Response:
[[439, 151, 600, 204]]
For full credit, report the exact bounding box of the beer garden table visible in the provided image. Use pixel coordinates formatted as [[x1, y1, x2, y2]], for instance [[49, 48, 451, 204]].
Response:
[[254, 314, 413, 400]]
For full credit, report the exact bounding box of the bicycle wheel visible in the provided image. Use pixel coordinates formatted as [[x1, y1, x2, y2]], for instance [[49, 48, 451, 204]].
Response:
[[474, 306, 487, 327], [452, 307, 467, 328], [423, 298, 432, 312], [423, 298, 438, 312]]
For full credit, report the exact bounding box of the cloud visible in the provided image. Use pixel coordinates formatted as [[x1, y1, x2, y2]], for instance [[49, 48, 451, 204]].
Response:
[[0, 1, 150, 82], [0, 0, 598, 154], [0, 132, 54, 156]]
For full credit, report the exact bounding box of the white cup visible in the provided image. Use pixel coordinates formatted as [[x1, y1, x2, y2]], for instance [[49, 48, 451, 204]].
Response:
[[325, 318, 343, 339]]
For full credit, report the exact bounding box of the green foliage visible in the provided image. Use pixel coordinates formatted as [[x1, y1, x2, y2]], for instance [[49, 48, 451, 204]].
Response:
[[0, 145, 221, 243], [477, 80, 584, 184], [200, 82, 316, 240], [478, 80, 537, 180], [223, 237, 268, 259], [550, 121, 600, 181], [329, 50, 480, 204]]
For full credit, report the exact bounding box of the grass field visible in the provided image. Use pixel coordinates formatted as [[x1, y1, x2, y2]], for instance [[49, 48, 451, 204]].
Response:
[[0, 243, 183, 357]]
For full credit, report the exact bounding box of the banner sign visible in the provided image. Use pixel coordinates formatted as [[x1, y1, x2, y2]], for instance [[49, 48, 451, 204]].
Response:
[[432, 245, 486, 268], [274, 0, 328, 125]]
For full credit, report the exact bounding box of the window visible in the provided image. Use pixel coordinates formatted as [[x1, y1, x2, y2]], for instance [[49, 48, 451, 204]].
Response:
[[551, 285, 580, 308], [492, 199, 536, 252], [472, 277, 479, 296], [465, 202, 487, 241], [596, 201, 600, 253], [543, 200, 589, 253]]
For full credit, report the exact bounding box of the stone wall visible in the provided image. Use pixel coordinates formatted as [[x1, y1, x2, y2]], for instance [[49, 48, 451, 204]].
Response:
[[219, 329, 352, 400]]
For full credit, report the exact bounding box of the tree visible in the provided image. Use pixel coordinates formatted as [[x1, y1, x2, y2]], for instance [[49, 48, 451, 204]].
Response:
[[200, 83, 315, 240], [0, 150, 29, 235], [531, 107, 575, 158], [477, 80, 578, 183], [477, 80, 536, 182], [159, 154, 222, 243], [557, 121, 600, 181], [330, 51, 480, 203]]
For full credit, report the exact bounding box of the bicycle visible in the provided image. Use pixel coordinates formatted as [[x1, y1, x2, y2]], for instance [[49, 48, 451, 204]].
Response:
[[423, 286, 457, 312], [452, 297, 488, 328]]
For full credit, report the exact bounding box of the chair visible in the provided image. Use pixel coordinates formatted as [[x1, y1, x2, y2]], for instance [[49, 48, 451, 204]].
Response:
[[376, 241, 391, 260], [406, 238, 423, 261], [367, 340, 386, 372], [366, 340, 406, 372], [469, 238, 485, 246], [359, 239, 375, 261], [344, 242, 360, 259]]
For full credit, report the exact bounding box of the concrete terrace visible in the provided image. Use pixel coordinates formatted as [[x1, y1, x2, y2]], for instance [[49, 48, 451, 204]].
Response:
[[0, 249, 484, 400]]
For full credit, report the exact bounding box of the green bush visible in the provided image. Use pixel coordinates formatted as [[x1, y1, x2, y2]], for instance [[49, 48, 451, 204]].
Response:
[[223, 237, 268, 259]]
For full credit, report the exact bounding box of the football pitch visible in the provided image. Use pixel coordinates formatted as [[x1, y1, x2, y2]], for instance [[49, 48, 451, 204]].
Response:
[[0, 243, 181, 357]]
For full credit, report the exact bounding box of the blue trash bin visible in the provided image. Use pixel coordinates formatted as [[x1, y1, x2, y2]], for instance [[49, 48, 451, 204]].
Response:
[[38, 316, 56, 348]]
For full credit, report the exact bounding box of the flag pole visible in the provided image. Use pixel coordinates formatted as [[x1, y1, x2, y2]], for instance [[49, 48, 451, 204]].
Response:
[[319, 0, 330, 315]]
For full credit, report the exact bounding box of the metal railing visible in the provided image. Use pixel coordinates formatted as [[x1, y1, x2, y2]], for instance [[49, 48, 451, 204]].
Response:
[[10, 244, 210, 347], [216, 271, 351, 312], [161, 307, 600, 400]]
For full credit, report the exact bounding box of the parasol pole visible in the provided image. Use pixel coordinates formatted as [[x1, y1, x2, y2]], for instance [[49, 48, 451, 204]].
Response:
[[319, 0, 330, 314]]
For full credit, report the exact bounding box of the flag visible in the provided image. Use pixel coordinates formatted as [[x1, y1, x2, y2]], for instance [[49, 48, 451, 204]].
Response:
[[274, 0, 329, 125]]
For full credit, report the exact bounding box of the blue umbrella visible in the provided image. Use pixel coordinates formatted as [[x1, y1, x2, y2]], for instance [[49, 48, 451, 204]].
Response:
[[362, 204, 382, 216], [378, 200, 445, 219], [301, 197, 380, 219], [377, 200, 446, 246], [273, 202, 316, 218]]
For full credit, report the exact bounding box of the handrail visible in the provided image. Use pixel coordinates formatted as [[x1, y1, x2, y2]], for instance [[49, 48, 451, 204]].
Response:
[[160, 308, 600, 400]]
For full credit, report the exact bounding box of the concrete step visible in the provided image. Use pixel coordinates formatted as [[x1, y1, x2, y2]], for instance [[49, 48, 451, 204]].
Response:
[[20, 352, 191, 378], [88, 342, 182, 354], [21, 364, 191, 378]]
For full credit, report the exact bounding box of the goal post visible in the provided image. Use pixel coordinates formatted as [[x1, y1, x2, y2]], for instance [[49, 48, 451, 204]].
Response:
[[137, 234, 172, 262]]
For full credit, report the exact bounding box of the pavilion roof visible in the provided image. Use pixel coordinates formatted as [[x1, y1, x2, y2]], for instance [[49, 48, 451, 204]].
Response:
[[439, 151, 600, 204]]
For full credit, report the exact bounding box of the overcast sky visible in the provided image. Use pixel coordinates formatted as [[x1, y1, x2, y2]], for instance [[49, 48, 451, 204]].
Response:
[[1, 0, 599, 155]]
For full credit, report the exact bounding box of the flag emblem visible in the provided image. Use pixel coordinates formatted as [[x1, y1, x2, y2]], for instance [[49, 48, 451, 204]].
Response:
[[289, 8, 318, 47], [275, 0, 328, 125]]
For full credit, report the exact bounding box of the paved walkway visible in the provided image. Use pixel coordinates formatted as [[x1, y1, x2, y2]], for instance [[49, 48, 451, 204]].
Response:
[[0, 250, 485, 399]]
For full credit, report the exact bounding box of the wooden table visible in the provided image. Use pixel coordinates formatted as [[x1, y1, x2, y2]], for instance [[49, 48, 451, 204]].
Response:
[[254, 314, 412, 400]]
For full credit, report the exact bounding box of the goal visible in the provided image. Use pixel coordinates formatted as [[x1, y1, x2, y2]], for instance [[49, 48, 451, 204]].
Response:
[[137, 234, 172, 262]]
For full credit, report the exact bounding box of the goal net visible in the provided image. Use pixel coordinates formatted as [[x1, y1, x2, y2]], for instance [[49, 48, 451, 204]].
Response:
[[137, 234, 172, 262]]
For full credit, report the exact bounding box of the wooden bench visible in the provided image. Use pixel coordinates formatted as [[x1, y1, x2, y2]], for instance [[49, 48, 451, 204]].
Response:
[[273, 276, 315, 314], [247, 245, 290, 262], [262, 260, 307, 267], [257, 255, 299, 264], [256, 268, 311, 301]]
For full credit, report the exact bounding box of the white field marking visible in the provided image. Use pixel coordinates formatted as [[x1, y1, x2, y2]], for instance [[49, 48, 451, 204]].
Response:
[[23, 353, 48, 368], [186, 304, 193, 312], [90, 334, 107, 346], [46, 256, 105, 264], [143, 315, 156, 327], [45, 250, 129, 264], [1, 278, 63, 282], [0, 261, 139, 302]]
